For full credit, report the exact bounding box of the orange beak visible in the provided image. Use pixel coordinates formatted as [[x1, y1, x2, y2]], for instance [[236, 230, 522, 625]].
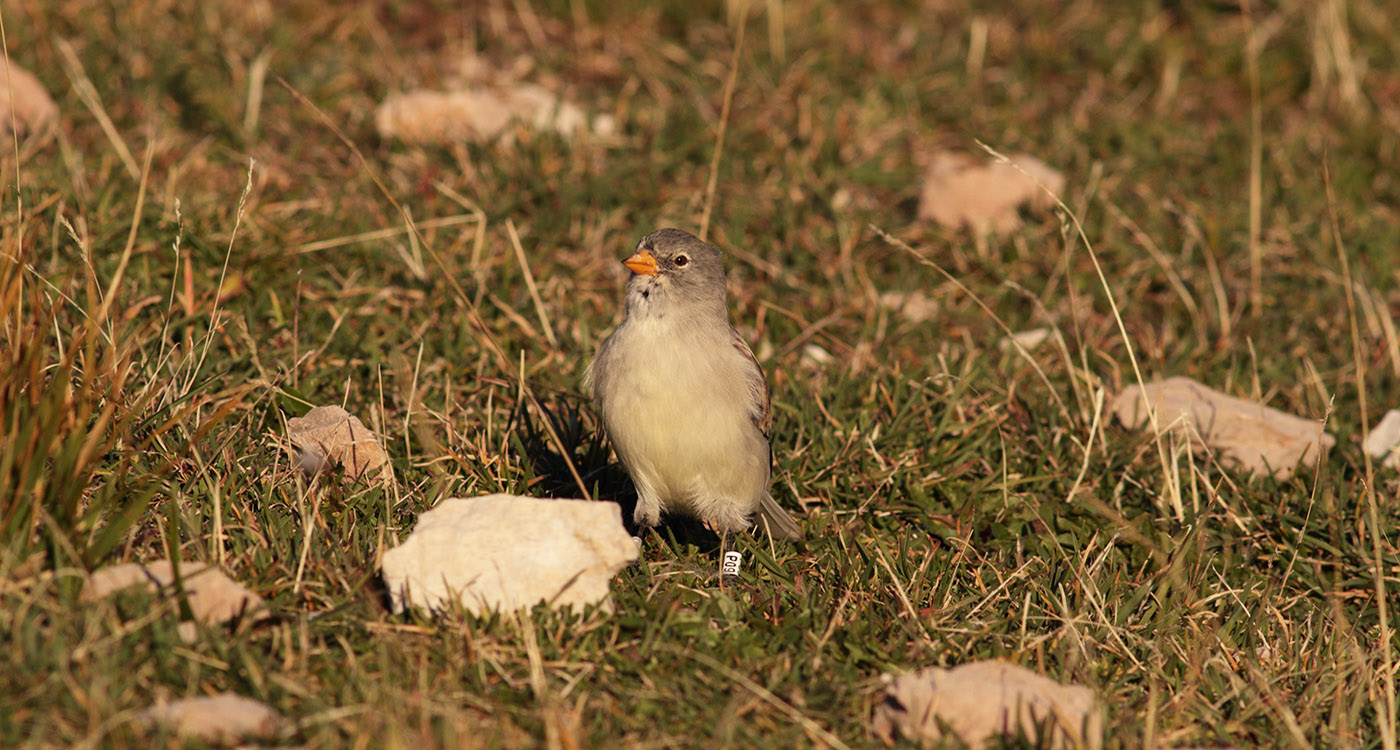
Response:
[[622, 249, 659, 276]]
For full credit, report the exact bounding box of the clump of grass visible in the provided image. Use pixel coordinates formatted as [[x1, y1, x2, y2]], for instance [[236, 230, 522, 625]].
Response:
[[0, 197, 165, 584]]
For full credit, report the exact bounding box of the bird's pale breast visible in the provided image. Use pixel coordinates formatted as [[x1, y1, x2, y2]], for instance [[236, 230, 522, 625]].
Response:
[[597, 315, 769, 511]]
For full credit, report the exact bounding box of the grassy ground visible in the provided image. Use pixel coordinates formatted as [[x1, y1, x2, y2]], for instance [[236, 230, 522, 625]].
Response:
[[3, 0, 1399, 747]]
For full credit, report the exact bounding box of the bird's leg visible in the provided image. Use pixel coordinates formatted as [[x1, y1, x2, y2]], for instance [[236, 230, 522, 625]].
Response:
[[631, 493, 660, 551], [719, 531, 743, 583]]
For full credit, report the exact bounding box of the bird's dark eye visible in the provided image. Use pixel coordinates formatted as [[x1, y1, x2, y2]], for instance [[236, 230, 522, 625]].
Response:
[[674, 254, 689, 267]]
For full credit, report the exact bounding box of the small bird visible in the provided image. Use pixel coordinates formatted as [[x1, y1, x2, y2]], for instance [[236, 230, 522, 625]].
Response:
[[587, 228, 802, 541]]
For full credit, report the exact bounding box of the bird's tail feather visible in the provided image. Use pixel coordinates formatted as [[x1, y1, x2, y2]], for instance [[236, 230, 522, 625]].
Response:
[[755, 494, 802, 541]]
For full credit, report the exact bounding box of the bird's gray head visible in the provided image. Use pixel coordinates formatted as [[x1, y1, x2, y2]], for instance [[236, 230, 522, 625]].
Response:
[[621, 228, 728, 319]]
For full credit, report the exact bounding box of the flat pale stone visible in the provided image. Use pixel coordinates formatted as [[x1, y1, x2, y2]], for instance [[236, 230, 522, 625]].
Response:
[[999, 327, 1053, 353], [800, 343, 834, 367], [877, 291, 939, 324], [381, 495, 638, 616], [0, 64, 58, 138], [872, 661, 1102, 749], [1363, 409, 1400, 469], [141, 694, 283, 741], [81, 560, 265, 626], [287, 405, 388, 481], [376, 85, 614, 144], [1112, 377, 1335, 480], [917, 152, 1065, 234]]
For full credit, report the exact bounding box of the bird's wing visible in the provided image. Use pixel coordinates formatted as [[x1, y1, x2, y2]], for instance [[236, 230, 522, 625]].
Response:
[[729, 326, 771, 438], [731, 326, 802, 540]]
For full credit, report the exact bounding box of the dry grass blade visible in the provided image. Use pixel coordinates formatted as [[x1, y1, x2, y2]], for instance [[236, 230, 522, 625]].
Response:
[[507, 219, 557, 348], [699, 13, 746, 242], [973, 141, 1181, 513], [54, 38, 138, 181], [296, 215, 481, 255], [181, 159, 253, 398], [95, 140, 154, 331], [1326, 159, 1397, 750], [1242, 0, 1265, 317], [243, 49, 271, 136]]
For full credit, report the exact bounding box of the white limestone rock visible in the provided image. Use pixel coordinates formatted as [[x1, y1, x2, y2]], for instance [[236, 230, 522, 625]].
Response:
[[381, 495, 638, 616]]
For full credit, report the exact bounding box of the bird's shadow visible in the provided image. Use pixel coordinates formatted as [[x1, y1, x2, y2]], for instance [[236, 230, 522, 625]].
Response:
[[510, 393, 721, 552]]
